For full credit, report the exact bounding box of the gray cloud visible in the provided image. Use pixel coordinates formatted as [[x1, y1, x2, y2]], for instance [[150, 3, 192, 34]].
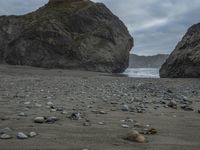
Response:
[[0, 0, 200, 55]]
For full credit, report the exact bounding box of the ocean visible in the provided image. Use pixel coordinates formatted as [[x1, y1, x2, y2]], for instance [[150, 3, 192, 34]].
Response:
[[123, 68, 160, 78]]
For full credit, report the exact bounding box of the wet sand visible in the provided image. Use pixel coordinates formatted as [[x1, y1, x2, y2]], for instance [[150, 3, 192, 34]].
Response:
[[0, 65, 200, 150]]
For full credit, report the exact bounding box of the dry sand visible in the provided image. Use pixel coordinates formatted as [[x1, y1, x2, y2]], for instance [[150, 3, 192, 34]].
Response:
[[0, 65, 200, 150]]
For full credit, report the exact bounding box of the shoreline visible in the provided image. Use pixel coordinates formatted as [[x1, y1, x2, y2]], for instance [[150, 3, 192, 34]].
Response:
[[0, 65, 200, 150]]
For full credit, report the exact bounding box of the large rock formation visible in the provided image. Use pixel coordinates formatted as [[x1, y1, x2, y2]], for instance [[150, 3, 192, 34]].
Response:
[[0, 0, 133, 73], [160, 23, 200, 78]]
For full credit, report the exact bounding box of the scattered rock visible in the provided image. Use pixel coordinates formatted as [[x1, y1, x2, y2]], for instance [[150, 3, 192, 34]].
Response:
[[18, 112, 26, 117], [35, 103, 42, 107], [143, 128, 157, 135], [47, 102, 54, 107], [24, 102, 31, 105], [121, 124, 129, 128], [46, 117, 59, 124], [126, 130, 146, 143], [121, 105, 129, 111], [98, 122, 105, 125], [0, 127, 12, 134], [56, 107, 64, 112], [69, 112, 82, 120], [99, 111, 107, 114], [168, 100, 177, 109], [34, 117, 45, 123], [0, 134, 12, 140], [181, 105, 194, 111], [83, 120, 91, 126], [29, 132, 37, 137], [17, 132, 28, 139]]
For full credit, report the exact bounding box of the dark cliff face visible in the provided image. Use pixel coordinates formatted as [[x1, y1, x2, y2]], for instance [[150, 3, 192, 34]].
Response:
[[160, 23, 200, 78], [129, 54, 169, 68], [0, 0, 133, 73]]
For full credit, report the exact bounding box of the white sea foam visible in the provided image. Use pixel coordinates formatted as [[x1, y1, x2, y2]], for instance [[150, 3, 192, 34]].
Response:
[[123, 68, 160, 78]]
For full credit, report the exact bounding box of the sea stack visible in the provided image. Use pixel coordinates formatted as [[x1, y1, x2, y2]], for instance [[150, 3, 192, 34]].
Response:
[[160, 23, 200, 78], [0, 0, 133, 73]]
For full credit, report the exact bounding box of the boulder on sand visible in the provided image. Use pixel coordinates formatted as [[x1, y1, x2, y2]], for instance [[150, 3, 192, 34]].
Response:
[[0, 0, 133, 73]]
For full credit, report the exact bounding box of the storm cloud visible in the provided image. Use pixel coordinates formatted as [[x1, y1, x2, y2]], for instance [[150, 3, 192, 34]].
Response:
[[0, 0, 200, 55]]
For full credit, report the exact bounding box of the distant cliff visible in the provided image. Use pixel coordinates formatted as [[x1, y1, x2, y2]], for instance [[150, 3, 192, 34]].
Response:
[[129, 54, 169, 68]]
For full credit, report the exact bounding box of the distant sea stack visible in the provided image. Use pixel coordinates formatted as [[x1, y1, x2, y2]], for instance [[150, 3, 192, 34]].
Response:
[[160, 23, 200, 78], [129, 54, 169, 68], [0, 0, 133, 73]]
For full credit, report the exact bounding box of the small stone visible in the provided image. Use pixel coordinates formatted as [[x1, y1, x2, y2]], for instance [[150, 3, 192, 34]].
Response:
[[181, 105, 194, 111], [168, 100, 177, 109], [126, 130, 146, 143], [0, 134, 12, 139], [47, 102, 54, 107], [134, 122, 143, 128], [83, 122, 91, 126], [18, 112, 26, 116], [56, 107, 64, 112], [98, 122, 105, 125], [69, 112, 82, 120], [50, 109, 57, 112], [34, 117, 45, 123], [146, 128, 157, 135], [24, 102, 31, 105], [99, 111, 107, 114], [121, 124, 129, 128], [61, 111, 68, 114], [46, 117, 58, 124], [29, 132, 37, 137], [0, 127, 12, 134], [121, 105, 129, 111], [35, 103, 42, 107], [198, 110, 200, 114], [17, 132, 28, 139]]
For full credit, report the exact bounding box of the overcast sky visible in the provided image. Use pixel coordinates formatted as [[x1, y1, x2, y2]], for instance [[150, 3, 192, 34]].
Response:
[[0, 0, 200, 55]]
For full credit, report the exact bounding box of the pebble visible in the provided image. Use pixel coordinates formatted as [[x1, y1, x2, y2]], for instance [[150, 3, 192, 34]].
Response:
[[18, 112, 26, 116], [69, 112, 82, 120], [24, 102, 31, 105], [168, 100, 177, 109], [61, 111, 68, 114], [198, 110, 200, 114], [181, 105, 194, 111], [99, 111, 107, 114], [17, 132, 28, 139], [126, 130, 146, 143], [0, 127, 12, 134], [0, 134, 12, 139], [47, 102, 54, 107], [35, 103, 42, 107], [98, 122, 105, 125], [121, 124, 129, 128], [34, 117, 45, 123], [46, 117, 58, 124], [56, 107, 64, 112], [29, 132, 37, 137], [121, 105, 129, 111], [83, 122, 91, 126], [50, 109, 57, 112]]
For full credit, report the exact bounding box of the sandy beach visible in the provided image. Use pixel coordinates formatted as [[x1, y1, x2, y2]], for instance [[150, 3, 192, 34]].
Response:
[[0, 65, 200, 150]]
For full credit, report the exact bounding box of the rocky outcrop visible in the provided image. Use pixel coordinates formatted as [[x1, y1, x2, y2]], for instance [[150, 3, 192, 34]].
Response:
[[160, 23, 200, 78], [0, 0, 133, 73], [129, 54, 169, 68]]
